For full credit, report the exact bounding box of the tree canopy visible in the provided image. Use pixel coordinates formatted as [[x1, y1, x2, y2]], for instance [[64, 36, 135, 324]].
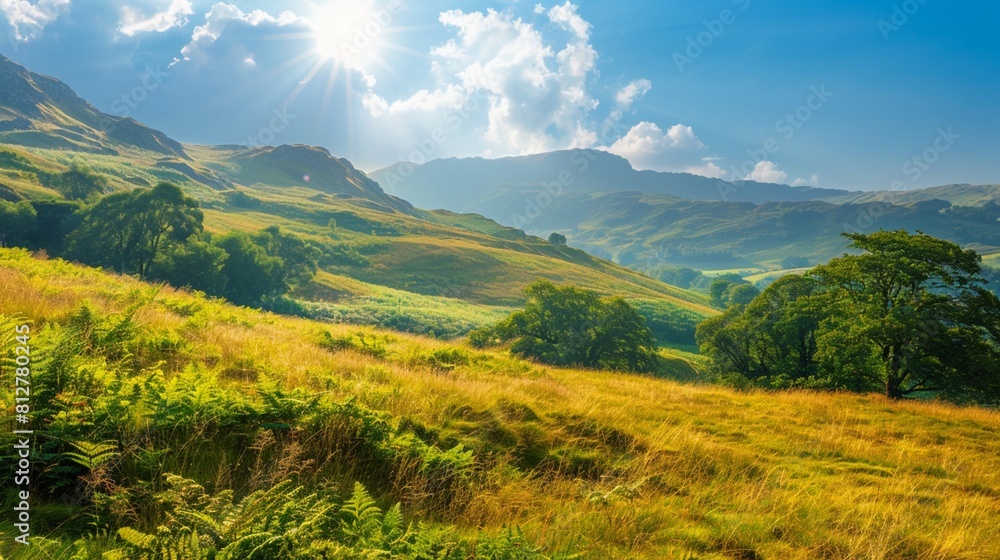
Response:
[[472, 279, 658, 372], [697, 230, 1000, 403], [67, 182, 203, 278], [49, 164, 109, 200], [0, 200, 36, 248]]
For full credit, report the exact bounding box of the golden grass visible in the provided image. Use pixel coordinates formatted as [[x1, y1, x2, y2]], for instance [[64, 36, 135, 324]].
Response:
[[2, 248, 999, 559]]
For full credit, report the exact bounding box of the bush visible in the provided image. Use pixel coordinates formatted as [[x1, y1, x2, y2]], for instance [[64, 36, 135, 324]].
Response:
[[473, 280, 658, 373]]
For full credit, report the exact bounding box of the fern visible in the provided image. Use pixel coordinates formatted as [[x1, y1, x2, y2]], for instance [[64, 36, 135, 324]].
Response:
[[63, 440, 119, 470], [340, 481, 383, 544], [118, 527, 157, 551]]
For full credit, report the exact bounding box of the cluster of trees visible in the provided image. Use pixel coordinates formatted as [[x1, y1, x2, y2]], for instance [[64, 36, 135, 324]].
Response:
[[471, 279, 659, 373], [708, 276, 759, 309], [2, 180, 318, 307], [697, 231, 1000, 403]]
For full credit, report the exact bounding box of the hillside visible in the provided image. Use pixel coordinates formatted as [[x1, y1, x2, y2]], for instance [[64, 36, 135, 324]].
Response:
[[0, 54, 186, 159], [0, 51, 722, 345], [369, 149, 855, 212], [2, 248, 999, 559], [825, 183, 1000, 208], [450, 189, 1000, 271]]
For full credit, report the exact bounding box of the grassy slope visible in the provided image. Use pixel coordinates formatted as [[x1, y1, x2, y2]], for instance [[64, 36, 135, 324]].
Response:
[[825, 184, 1000, 208], [2, 249, 999, 559], [536, 192, 1000, 272], [1, 144, 714, 340]]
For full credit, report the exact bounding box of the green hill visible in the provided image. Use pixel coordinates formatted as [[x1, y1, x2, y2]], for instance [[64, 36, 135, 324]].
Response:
[[2, 248, 999, 559], [0, 53, 714, 343]]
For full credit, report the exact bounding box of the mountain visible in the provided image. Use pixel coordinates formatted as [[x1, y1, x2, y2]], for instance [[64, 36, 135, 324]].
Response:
[[824, 183, 1000, 208], [370, 152, 999, 274], [0, 53, 187, 158], [0, 55, 714, 344], [224, 144, 412, 213], [555, 193, 1000, 270], [369, 149, 855, 214]]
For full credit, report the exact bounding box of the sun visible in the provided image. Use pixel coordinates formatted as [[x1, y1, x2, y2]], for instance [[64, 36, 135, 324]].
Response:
[[309, 2, 389, 69]]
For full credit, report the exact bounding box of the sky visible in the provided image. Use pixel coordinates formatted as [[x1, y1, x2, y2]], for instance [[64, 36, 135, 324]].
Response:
[[0, 0, 997, 191]]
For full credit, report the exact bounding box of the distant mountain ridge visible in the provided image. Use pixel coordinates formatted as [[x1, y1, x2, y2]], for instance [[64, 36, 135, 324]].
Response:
[[0, 54, 715, 339], [370, 149, 856, 214]]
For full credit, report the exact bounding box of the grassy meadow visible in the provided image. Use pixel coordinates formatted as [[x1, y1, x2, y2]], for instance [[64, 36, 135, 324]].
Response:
[[2, 248, 999, 559]]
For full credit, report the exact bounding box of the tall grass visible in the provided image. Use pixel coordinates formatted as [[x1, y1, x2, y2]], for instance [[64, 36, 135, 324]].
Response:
[[1, 248, 999, 559]]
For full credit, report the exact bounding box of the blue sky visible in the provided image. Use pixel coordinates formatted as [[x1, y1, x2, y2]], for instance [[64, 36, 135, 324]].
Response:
[[0, 0, 996, 190]]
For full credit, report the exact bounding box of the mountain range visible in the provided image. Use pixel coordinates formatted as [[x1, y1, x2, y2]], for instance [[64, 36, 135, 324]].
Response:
[[0, 52, 713, 344], [371, 150, 999, 272]]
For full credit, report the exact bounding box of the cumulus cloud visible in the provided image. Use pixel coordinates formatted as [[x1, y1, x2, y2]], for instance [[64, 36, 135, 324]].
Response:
[[119, 0, 193, 37], [0, 0, 69, 41], [745, 160, 788, 183], [615, 79, 651, 108], [362, 2, 601, 158], [175, 3, 302, 65], [605, 121, 722, 177], [792, 174, 820, 187]]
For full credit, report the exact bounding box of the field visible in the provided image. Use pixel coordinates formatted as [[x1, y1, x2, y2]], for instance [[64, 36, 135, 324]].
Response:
[[2, 248, 999, 559]]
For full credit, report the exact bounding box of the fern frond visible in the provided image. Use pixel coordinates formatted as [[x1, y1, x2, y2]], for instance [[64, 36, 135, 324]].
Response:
[[118, 527, 157, 551]]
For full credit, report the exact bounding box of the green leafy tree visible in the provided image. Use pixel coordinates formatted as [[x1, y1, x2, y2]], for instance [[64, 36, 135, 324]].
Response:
[[213, 232, 285, 306], [67, 182, 203, 278], [149, 237, 229, 295], [811, 230, 1000, 401], [0, 200, 36, 247], [475, 279, 658, 372], [548, 232, 567, 246], [709, 276, 758, 308], [51, 164, 109, 200], [252, 225, 319, 289], [696, 305, 754, 381], [24, 199, 81, 253], [698, 231, 1000, 403]]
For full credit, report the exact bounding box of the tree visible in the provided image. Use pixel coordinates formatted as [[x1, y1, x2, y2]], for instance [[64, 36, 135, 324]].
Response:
[[50, 165, 108, 200], [24, 200, 81, 253], [67, 182, 203, 278], [149, 238, 229, 295], [213, 233, 285, 306], [697, 231, 1000, 403], [548, 232, 567, 246], [811, 230, 1000, 401], [472, 280, 658, 372], [0, 200, 36, 248], [696, 305, 754, 380], [252, 225, 318, 290], [709, 277, 758, 308]]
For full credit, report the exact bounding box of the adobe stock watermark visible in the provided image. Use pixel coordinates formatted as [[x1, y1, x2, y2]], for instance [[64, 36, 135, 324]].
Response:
[[844, 126, 959, 233], [878, 0, 929, 41], [10, 321, 33, 546], [99, 63, 169, 134], [376, 89, 489, 195], [717, 84, 834, 200], [242, 107, 297, 148], [340, 1, 404, 66], [509, 115, 628, 230], [673, 0, 751, 73]]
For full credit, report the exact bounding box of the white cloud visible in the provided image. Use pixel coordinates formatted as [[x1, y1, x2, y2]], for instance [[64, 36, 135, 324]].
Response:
[[745, 160, 788, 183], [792, 174, 820, 187], [615, 78, 651, 108], [362, 3, 601, 158], [175, 3, 302, 65], [0, 0, 69, 42], [605, 121, 721, 177], [119, 0, 193, 37]]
